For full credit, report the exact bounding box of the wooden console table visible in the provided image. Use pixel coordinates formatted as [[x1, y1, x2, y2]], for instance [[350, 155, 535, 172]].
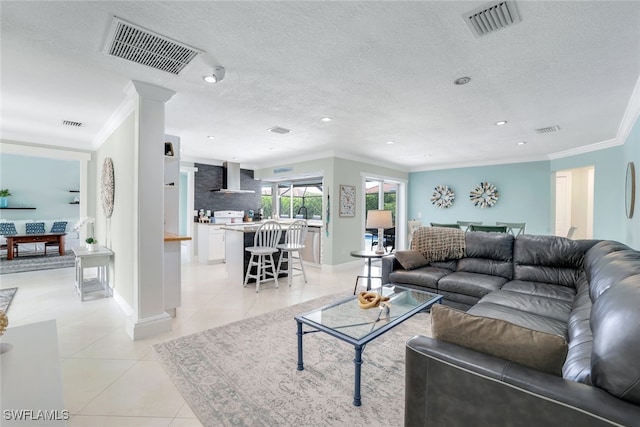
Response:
[[5, 233, 66, 260]]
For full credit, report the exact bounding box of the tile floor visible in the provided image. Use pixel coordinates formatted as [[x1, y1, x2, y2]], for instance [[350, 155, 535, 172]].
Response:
[[1, 248, 377, 426]]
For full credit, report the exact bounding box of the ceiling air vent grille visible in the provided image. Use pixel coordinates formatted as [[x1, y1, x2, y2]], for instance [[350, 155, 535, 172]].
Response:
[[62, 120, 83, 127], [463, 1, 521, 38], [268, 126, 292, 135], [536, 125, 561, 134], [103, 17, 201, 75]]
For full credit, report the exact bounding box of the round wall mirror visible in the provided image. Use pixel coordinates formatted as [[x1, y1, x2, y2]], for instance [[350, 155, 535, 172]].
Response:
[[625, 162, 635, 219]]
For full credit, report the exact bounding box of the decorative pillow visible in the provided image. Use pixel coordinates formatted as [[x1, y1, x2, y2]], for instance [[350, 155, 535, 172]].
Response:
[[394, 250, 430, 270], [25, 222, 45, 234], [431, 304, 568, 376], [50, 221, 68, 233], [0, 223, 17, 236]]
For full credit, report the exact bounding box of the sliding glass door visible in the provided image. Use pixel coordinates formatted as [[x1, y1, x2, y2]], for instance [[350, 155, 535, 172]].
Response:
[[364, 178, 399, 252]]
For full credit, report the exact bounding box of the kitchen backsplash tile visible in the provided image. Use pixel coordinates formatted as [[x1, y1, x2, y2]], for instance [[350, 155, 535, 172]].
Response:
[[194, 163, 262, 214]]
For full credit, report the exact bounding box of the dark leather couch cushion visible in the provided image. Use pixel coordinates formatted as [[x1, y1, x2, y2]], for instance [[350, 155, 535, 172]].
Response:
[[438, 271, 507, 299], [465, 232, 515, 261], [563, 271, 593, 384], [502, 280, 576, 302], [439, 291, 479, 309], [476, 290, 572, 323], [389, 266, 451, 289], [587, 249, 640, 302], [457, 258, 514, 280], [459, 232, 514, 279], [584, 240, 631, 283], [432, 305, 568, 376], [513, 235, 596, 287], [591, 276, 640, 405], [468, 301, 568, 338]]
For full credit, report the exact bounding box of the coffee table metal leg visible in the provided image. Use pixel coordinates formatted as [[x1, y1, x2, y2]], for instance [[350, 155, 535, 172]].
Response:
[[296, 320, 304, 371], [353, 344, 363, 406], [367, 259, 372, 291]]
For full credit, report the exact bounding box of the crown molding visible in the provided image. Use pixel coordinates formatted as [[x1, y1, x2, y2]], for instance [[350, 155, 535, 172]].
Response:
[[92, 83, 137, 150], [0, 140, 91, 161], [547, 138, 621, 161], [409, 154, 549, 173]]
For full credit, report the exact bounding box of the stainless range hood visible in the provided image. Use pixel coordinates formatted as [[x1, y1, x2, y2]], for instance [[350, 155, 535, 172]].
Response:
[[215, 162, 255, 193]]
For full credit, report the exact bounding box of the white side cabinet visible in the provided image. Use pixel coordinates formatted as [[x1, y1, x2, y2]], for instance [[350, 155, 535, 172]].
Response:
[[198, 223, 225, 264]]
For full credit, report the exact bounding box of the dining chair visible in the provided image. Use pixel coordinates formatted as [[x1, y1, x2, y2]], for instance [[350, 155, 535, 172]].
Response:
[[371, 227, 395, 252], [457, 221, 482, 232], [0, 222, 19, 257], [243, 221, 282, 293], [276, 220, 308, 287], [468, 224, 507, 233], [44, 221, 67, 255], [496, 222, 526, 236], [430, 222, 461, 229]]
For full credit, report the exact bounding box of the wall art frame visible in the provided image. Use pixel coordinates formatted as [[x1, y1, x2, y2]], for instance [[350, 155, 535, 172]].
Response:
[[101, 157, 115, 218], [339, 184, 356, 217]]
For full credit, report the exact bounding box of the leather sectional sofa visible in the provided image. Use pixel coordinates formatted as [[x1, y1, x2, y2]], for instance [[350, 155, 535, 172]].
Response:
[[382, 232, 640, 426]]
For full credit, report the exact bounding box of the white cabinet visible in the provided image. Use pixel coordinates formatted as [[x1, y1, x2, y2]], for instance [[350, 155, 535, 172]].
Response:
[[198, 223, 225, 264]]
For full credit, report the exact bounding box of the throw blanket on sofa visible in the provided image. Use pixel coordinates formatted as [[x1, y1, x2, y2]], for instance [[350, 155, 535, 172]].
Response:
[[411, 226, 465, 262]]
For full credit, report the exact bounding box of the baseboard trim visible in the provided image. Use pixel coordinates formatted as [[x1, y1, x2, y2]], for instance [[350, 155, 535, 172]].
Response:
[[126, 312, 172, 341]]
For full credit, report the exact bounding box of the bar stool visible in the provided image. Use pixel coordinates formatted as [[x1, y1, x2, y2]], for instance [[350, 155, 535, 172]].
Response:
[[243, 221, 282, 293], [277, 220, 308, 286]]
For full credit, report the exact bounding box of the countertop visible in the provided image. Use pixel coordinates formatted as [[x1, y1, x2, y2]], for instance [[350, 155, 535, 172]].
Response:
[[223, 219, 323, 232], [164, 232, 192, 242]]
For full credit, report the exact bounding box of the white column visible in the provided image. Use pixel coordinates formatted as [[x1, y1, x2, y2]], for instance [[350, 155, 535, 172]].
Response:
[[126, 80, 175, 340]]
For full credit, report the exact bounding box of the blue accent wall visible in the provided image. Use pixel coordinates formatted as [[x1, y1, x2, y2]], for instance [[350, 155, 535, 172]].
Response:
[[0, 153, 80, 220], [409, 161, 551, 235], [550, 146, 624, 242], [623, 116, 640, 248]]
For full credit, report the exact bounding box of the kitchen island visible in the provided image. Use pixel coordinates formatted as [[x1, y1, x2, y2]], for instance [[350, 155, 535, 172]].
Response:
[[225, 220, 322, 284]]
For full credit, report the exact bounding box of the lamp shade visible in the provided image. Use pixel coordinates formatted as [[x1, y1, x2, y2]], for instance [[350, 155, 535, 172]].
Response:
[[366, 210, 393, 229]]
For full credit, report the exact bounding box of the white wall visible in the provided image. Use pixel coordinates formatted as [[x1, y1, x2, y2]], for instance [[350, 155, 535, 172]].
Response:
[[95, 112, 136, 309]]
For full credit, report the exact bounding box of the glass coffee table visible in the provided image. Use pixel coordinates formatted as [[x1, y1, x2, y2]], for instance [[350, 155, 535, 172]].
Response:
[[294, 285, 442, 406]]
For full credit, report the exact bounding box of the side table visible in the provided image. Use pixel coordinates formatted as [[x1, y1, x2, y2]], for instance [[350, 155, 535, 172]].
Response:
[[350, 250, 387, 293], [72, 246, 114, 301]]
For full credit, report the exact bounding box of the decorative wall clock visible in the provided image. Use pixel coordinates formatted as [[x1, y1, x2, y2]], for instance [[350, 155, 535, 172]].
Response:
[[470, 182, 499, 208], [101, 157, 115, 218], [431, 185, 455, 208]]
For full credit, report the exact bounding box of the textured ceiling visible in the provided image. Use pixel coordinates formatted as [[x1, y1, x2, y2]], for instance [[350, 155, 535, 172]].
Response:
[[1, 1, 639, 171]]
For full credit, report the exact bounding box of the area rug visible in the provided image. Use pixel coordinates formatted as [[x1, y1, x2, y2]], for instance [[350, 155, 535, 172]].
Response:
[[154, 293, 433, 427], [0, 250, 75, 275], [0, 287, 17, 312]]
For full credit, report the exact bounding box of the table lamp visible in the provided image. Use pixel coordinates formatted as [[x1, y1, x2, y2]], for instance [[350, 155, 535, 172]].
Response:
[[367, 210, 393, 254]]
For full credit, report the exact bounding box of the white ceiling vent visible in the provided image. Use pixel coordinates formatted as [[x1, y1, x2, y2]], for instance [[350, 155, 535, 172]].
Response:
[[62, 120, 83, 127], [536, 125, 561, 134], [463, 1, 521, 38], [103, 17, 202, 75], [268, 126, 292, 135]]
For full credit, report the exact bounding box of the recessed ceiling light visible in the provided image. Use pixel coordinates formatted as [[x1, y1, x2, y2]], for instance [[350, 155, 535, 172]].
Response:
[[203, 76, 217, 83], [386, 141, 395, 145], [454, 76, 471, 85], [495, 121, 508, 126], [207, 135, 215, 140], [517, 141, 527, 146], [321, 117, 332, 122]]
